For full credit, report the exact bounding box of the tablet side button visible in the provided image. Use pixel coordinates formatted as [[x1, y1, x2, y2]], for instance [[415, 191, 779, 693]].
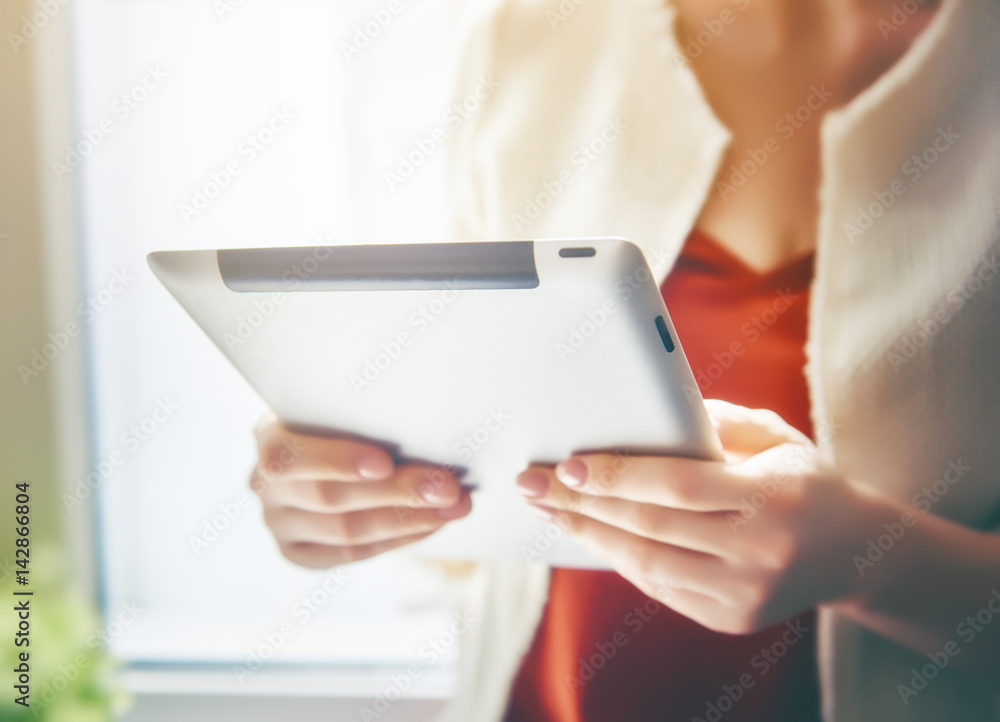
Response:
[[654, 315, 675, 353]]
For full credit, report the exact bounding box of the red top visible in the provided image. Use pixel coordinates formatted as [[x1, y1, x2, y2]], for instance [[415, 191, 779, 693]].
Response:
[[505, 228, 820, 722]]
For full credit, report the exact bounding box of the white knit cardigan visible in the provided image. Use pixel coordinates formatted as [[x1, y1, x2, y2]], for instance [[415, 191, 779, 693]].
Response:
[[438, 0, 1000, 719]]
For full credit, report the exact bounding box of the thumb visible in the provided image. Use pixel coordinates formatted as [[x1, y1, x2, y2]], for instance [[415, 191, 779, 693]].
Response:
[[703, 399, 812, 459]]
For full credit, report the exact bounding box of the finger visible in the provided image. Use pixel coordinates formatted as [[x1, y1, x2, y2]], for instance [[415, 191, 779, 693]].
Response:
[[256, 415, 394, 482], [600, 566, 746, 635], [703, 400, 812, 455], [547, 454, 746, 511], [517, 468, 738, 560], [278, 530, 438, 569], [265, 491, 472, 547], [531, 506, 731, 602], [598, 575, 740, 634], [256, 465, 462, 513], [639, 586, 742, 635]]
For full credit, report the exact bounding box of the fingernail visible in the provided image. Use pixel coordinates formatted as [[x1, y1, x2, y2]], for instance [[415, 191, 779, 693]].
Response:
[[527, 503, 556, 522], [356, 455, 393, 479], [556, 458, 588, 488], [437, 499, 469, 520], [420, 481, 454, 505], [516, 469, 550, 498]]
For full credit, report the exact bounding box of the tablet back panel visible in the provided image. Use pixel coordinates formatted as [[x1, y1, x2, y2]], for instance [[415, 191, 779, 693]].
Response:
[[148, 239, 722, 568]]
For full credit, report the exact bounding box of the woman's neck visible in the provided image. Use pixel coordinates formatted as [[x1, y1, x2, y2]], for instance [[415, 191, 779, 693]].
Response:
[[669, 0, 941, 273]]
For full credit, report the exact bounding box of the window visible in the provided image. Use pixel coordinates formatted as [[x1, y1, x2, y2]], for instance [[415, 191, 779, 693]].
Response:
[[72, 0, 467, 707]]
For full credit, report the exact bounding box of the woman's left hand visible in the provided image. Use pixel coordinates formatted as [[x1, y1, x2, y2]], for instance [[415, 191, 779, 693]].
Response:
[[515, 400, 892, 634]]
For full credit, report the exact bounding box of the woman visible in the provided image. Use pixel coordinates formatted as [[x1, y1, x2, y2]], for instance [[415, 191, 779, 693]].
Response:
[[251, 0, 1000, 719]]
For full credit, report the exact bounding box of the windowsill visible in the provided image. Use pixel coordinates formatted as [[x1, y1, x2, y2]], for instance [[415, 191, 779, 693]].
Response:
[[121, 661, 456, 698], [118, 664, 453, 722]]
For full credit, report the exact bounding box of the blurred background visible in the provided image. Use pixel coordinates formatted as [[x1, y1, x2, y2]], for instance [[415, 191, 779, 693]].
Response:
[[0, 1, 478, 719]]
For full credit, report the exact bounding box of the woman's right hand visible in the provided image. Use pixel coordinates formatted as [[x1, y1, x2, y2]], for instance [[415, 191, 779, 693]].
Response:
[[251, 412, 472, 568]]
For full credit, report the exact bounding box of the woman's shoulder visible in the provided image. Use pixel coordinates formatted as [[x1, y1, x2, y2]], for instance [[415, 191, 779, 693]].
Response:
[[452, 0, 676, 89]]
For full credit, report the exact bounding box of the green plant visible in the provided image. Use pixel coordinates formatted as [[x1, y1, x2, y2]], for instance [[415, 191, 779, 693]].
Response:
[[1, 544, 127, 722]]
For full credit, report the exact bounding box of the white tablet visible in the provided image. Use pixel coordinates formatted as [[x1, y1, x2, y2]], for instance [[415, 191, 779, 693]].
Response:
[[148, 238, 722, 568]]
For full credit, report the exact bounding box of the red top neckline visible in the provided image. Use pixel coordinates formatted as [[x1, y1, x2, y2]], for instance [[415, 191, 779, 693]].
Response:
[[682, 227, 816, 285]]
